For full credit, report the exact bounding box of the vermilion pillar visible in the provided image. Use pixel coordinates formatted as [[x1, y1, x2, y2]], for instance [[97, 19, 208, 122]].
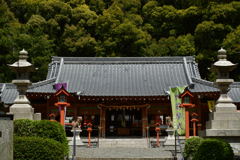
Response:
[[190, 113, 199, 137], [60, 107, 65, 126], [54, 102, 70, 126]]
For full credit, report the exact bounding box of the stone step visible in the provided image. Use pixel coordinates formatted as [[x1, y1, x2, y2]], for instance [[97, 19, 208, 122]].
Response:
[[99, 138, 148, 148], [76, 158, 173, 160], [70, 148, 174, 160]]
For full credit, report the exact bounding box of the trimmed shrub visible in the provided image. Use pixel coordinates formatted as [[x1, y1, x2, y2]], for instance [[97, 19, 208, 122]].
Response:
[[193, 138, 234, 160], [32, 120, 68, 154], [14, 136, 65, 160], [216, 139, 234, 160], [32, 120, 68, 145], [184, 137, 203, 159], [14, 119, 34, 137], [14, 119, 68, 155]]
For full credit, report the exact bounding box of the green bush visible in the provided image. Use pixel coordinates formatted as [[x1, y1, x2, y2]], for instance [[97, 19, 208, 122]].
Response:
[[14, 136, 65, 160], [14, 119, 34, 137], [32, 120, 68, 145], [193, 138, 234, 160], [184, 137, 203, 159], [14, 119, 68, 155], [216, 139, 234, 160], [32, 120, 68, 154]]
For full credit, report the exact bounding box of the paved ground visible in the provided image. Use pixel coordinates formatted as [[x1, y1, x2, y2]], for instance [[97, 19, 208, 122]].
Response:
[[69, 147, 174, 159], [68, 137, 184, 160]]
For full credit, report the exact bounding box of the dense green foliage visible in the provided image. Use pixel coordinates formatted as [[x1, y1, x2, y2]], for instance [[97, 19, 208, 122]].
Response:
[[183, 137, 203, 159], [14, 136, 65, 160], [14, 119, 35, 136], [191, 138, 234, 160], [14, 119, 68, 155], [1, 0, 240, 82]]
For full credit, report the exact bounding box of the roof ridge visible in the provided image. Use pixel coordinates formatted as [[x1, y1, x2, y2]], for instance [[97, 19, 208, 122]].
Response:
[[183, 57, 193, 85], [230, 82, 240, 88], [191, 77, 217, 88], [52, 56, 195, 63], [5, 83, 16, 89], [56, 58, 64, 83], [0, 84, 6, 98], [29, 78, 56, 89]]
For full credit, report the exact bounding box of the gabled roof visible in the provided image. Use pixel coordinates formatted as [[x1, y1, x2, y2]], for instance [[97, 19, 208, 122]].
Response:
[[1, 56, 240, 104], [45, 56, 200, 96]]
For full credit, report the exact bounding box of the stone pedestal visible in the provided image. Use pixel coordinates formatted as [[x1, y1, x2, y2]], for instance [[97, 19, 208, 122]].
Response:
[[164, 128, 175, 145], [0, 114, 13, 160], [205, 103, 240, 137], [69, 129, 84, 146], [9, 95, 34, 120]]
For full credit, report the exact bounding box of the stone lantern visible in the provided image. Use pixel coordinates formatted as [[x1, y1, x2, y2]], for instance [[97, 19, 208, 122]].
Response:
[[212, 48, 237, 111], [204, 48, 240, 139], [8, 49, 35, 120]]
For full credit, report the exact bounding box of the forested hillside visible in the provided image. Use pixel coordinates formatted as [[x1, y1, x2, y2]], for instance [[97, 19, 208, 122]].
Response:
[[1, 0, 240, 82]]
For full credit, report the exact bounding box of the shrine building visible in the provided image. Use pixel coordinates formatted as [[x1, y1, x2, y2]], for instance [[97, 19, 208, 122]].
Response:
[[1, 56, 240, 137]]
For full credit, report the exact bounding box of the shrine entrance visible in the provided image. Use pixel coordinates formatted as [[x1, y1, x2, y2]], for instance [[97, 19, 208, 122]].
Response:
[[99, 105, 149, 137], [106, 109, 142, 137]]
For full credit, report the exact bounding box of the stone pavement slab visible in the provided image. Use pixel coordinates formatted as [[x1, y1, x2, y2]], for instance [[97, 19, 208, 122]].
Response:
[[69, 147, 174, 160]]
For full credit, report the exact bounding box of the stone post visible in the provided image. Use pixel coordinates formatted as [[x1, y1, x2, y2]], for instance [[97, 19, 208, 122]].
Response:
[[8, 49, 35, 120], [0, 114, 14, 160]]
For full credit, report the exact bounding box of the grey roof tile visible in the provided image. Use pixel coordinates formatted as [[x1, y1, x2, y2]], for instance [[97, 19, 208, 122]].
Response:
[[28, 78, 56, 93], [57, 59, 191, 96], [1, 83, 18, 104], [228, 83, 240, 103]]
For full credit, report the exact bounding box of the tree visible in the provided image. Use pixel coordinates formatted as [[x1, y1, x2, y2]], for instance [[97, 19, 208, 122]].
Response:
[[145, 34, 195, 57], [0, 0, 20, 82], [194, 21, 231, 51], [71, 4, 98, 34], [142, 3, 179, 38], [60, 25, 97, 57], [223, 25, 240, 80], [204, 2, 240, 27]]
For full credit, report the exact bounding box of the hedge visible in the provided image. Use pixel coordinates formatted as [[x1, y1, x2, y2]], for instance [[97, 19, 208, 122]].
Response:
[[14, 119, 34, 137], [184, 137, 203, 159], [14, 119, 68, 155], [193, 138, 234, 160], [14, 136, 65, 160]]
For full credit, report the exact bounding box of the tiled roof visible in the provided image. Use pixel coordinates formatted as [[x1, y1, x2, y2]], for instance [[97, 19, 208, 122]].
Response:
[[52, 56, 199, 96], [190, 78, 219, 93], [1, 56, 240, 104], [28, 78, 56, 93], [228, 83, 240, 103], [0, 83, 18, 104]]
